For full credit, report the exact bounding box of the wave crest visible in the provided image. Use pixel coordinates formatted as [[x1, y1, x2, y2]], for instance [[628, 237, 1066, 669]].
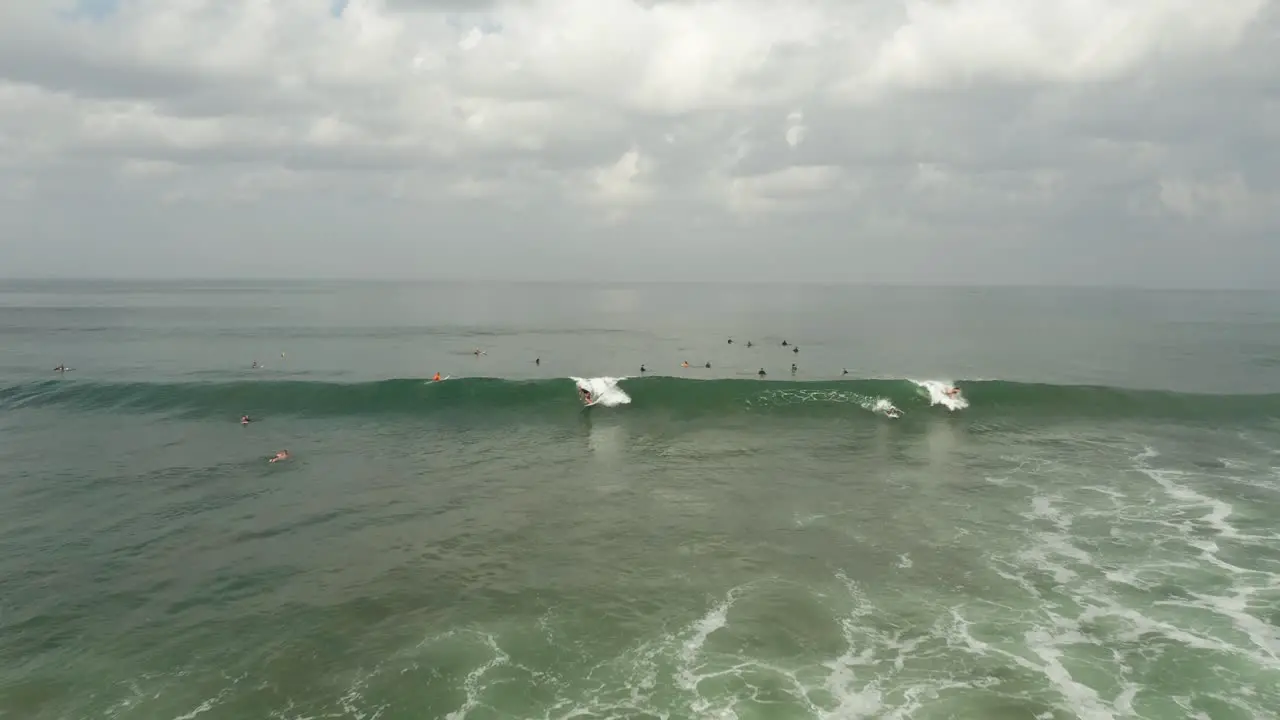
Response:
[[1, 376, 1274, 422]]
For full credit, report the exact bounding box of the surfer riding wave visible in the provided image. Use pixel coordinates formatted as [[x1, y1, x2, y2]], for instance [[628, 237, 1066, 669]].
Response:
[[570, 376, 632, 408]]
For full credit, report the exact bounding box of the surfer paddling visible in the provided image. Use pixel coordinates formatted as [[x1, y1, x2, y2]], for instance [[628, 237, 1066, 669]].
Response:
[[268, 450, 289, 463]]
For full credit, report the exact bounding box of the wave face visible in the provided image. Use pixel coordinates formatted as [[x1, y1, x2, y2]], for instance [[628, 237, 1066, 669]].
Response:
[[3, 376, 1278, 423]]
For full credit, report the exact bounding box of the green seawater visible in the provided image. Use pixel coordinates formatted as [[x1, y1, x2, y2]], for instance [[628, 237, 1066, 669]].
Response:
[[1, 281, 1278, 719]]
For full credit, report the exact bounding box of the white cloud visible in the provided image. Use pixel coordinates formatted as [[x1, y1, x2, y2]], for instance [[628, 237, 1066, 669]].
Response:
[[0, 0, 1276, 285], [785, 110, 806, 148], [849, 0, 1266, 95], [724, 165, 851, 215], [580, 147, 656, 223], [1156, 174, 1278, 228]]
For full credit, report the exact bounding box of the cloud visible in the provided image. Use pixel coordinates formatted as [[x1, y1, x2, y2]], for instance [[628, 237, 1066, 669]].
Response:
[[0, 0, 1277, 286]]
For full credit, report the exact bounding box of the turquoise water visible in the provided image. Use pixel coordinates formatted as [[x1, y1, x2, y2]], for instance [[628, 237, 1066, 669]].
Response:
[[1, 281, 1277, 719]]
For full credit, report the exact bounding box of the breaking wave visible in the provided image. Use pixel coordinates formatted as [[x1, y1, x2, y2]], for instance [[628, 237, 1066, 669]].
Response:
[[2, 376, 1278, 423]]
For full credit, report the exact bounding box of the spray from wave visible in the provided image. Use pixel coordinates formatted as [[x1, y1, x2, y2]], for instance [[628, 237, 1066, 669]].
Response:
[[912, 379, 968, 411], [570, 376, 632, 408]]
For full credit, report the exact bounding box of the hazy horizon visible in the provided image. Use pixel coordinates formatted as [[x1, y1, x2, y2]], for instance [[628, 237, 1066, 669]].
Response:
[[3, 1, 1278, 287], [4, 276, 1280, 292]]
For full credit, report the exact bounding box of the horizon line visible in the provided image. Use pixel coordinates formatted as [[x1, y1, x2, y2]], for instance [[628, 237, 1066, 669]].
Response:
[[0, 277, 1276, 292]]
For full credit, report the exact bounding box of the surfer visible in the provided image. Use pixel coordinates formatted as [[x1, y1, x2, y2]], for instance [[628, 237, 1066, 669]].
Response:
[[579, 386, 593, 405], [705, 362, 711, 368], [746, 341, 753, 348], [728, 338, 733, 344], [269, 450, 289, 463], [251, 361, 259, 369], [781, 340, 788, 347], [681, 361, 689, 368], [842, 368, 849, 375], [432, 372, 441, 382], [793, 346, 799, 354], [791, 363, 797, 374], [535, 357, 540, 365], [640, 364, 646, 373], [944, 386, 960, 397], [241, 415, 251, 425], [54, 364, 68, 372], [758, 368, 767, 377]]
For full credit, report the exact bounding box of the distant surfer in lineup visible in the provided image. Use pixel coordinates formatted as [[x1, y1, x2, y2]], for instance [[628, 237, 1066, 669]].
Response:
[[793, 346, 799, 354], [681, 361, 689, 368], [640, 364, 646, 373], [473, 348, 485, 357], [705, 362, 711, 368], [842, 368, 849, 375], [54, 364, 70, 373], [728, 338, 733, 344], [758, 368, 766, 377], [535, 358, 540, 366], [781, 341, 788, 347], [746, 341, 752, 348], [241, 415, 251, 425]]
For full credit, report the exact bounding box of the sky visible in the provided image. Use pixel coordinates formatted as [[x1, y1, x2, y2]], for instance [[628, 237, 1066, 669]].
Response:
[[1, 0, 1277, 286]]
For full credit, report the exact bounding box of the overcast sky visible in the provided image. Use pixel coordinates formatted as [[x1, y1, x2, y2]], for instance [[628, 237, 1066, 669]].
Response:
[[1, 0, 1277, 286]]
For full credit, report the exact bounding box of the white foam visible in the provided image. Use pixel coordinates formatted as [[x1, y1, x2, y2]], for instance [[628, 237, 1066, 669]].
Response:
[[570, 376, 632, 407], [445, 633, 510, 720], [869, 397, 903, 418], [910, 379, 969, 411], [758, 387, 902, 418]]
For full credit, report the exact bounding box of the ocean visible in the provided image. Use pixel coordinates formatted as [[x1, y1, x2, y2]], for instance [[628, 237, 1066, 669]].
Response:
[[1, 280, 1277, 720]]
